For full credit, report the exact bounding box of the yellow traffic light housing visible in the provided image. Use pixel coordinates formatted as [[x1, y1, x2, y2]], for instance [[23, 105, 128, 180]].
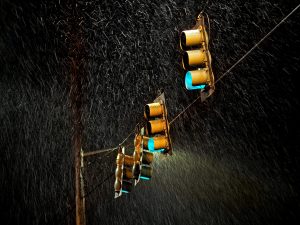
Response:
[[146, 119, 166, 134], [180, 27, 208, 49], [133, 128, 154, 184], [143, 136, 169, 151], [182, 49, 208, 69], [114, 146, 135, 198], [144, 102, 164, 119], [114, 93, 173, 197], [180, 13, 215, 95], [143, 93, 172, 155]]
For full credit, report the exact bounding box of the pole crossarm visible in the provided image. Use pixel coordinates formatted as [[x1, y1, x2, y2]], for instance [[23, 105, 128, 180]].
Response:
[[83, 148, 117, 157]]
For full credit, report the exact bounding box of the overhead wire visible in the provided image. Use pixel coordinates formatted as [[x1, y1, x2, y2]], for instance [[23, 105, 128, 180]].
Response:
[[215, 3, 300, 85], [83, 121, 138, 157]]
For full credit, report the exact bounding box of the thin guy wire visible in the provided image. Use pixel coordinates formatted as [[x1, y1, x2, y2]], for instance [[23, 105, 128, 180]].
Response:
[[83, 128, 135, 157], [83, 147, 117, 157], [215, 3, 300, 84], [169, 95, 202, 125]]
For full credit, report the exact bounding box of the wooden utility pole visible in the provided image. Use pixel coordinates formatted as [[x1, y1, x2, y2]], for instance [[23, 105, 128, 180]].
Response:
[[70, 57, 86, 225], [68, 1, 86, 225]]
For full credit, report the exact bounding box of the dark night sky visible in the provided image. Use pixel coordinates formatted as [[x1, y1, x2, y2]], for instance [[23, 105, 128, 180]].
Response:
[[0, 0, 300, 225]]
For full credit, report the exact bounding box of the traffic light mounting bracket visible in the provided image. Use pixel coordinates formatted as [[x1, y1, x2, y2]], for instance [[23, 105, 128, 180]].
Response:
[[197, 14, 215, 101]]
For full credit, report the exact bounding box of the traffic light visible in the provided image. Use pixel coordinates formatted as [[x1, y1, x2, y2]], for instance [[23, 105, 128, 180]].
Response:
[[114, 146, 135, 198], [143, 93, 172, 155], [133, 128, 154, 184], [180, 14, 215, 93], [114, 92, 171, 198]]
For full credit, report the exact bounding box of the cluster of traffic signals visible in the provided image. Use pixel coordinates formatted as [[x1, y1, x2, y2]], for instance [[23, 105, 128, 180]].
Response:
[[114, 13, 215, 197], [114, 94, 172, 198]]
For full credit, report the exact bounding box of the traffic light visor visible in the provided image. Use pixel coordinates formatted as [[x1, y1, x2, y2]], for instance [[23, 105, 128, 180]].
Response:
[[142, 150, 154, 164], [121, 180, 133, 193], [145, 102, 164, 119], [185, 70, 209, 90], [180, 29, 208, 49], [147, 119, 166, 134], [114, 179, 121, 191], [147, 136, 168, 151], [182, 49, 207, 70], [140, 165, 152, 180]]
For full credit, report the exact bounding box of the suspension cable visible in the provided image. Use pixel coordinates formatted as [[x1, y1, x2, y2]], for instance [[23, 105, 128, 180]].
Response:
[[215, 3, 300, 85]]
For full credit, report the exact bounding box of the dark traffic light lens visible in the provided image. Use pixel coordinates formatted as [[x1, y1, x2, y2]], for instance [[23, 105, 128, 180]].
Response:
[[140, 165, 152, 180], [144, 105, 150, 119], [121, 180, 134, 193], [142, 150, 153, 164], [183, 51, 189, 69], [180, 32, 187, 49]]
